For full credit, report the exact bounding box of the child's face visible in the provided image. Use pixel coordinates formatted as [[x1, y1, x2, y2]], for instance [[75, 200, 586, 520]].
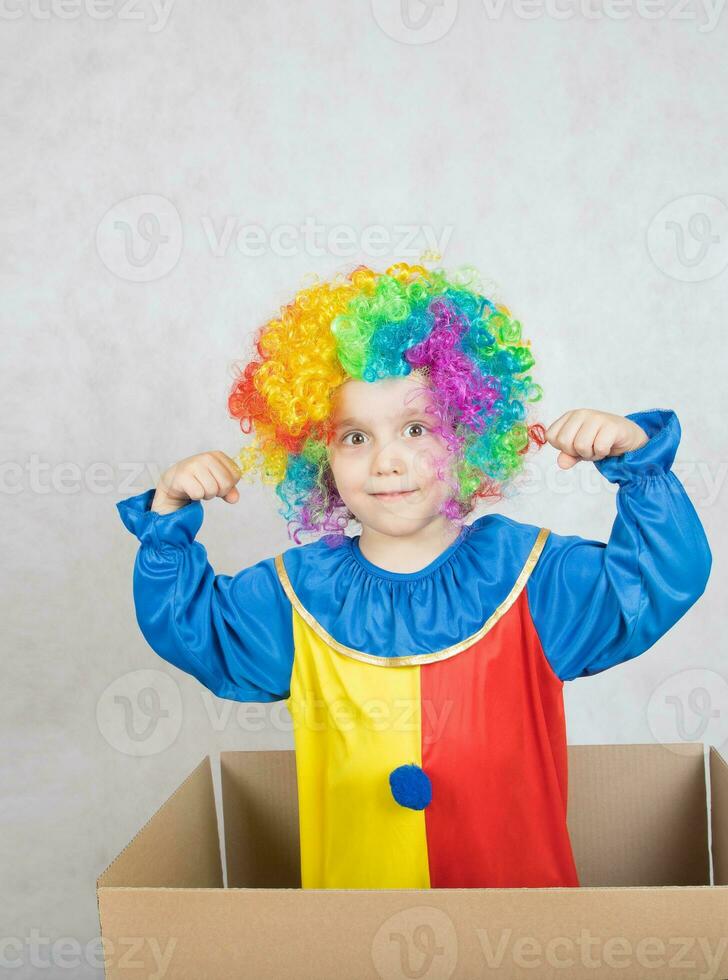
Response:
[[327, 373, 454, 536]]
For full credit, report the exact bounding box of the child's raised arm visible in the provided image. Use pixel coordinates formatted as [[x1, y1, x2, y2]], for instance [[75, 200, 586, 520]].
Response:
[[116, 451, 294, 702], [526, 409, 712, 681]]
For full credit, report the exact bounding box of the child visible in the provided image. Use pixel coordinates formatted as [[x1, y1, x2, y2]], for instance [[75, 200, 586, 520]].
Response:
[[117, 261, 712, 890]]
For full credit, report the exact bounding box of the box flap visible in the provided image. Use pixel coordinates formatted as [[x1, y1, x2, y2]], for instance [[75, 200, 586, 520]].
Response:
[[710, 745, 728, 885], [95, 885, 728, 980], [567, 742, 709, 886], [221, 749, 301, 887], [97, 755, 222, 889]]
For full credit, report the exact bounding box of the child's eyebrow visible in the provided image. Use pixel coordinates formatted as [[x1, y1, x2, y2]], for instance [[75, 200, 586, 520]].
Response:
[[334, 409, 426, 430]]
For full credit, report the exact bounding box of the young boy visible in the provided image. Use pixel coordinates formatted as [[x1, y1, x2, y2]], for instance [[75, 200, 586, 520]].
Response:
[[117, 263, 711, 889]]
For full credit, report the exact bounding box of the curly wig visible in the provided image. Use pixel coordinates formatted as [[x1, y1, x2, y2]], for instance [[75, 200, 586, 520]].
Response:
[[227, 261, 546, 544]]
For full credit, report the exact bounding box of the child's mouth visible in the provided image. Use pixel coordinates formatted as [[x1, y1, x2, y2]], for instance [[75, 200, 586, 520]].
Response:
[[372, 489, 418, 501]]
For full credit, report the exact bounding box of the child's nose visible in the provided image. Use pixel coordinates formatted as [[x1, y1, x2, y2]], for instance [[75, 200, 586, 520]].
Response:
[[373, 452, 406, 476]]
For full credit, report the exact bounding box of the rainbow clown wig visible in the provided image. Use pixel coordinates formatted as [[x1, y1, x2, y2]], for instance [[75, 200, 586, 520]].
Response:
[[227, 261, 546, 544]]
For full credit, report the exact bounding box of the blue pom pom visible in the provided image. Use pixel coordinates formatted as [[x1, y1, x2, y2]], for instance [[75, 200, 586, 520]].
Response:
[[389, 763, 432, 810]]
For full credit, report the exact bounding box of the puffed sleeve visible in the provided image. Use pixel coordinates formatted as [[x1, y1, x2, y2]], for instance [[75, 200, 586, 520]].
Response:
[[116, 488, 294, 702], [525, 409, 712, 681]]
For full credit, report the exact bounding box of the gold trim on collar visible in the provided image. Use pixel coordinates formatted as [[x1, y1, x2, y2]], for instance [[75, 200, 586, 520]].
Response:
[[274, 527, 550, 667]]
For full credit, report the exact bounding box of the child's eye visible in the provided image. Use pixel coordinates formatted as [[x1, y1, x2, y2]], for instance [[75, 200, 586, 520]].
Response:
[[341, 431, 367, 446], [340, 423, 428, 446]]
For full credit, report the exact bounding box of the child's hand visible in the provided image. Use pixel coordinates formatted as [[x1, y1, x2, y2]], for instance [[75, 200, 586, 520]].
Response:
[[545, 410, 649, 470], [151, 451, 243, 515]]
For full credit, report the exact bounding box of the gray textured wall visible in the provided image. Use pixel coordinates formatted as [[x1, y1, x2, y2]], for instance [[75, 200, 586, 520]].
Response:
[[3, 0, 726, 976]]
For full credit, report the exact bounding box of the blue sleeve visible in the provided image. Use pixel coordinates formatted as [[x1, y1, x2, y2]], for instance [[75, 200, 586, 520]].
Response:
[[116, 488, 294, 702], [525, 409, 712, 682]]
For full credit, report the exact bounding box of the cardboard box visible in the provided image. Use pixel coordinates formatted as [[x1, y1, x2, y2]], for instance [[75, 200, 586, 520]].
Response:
[[96, 741, 728, 980]]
